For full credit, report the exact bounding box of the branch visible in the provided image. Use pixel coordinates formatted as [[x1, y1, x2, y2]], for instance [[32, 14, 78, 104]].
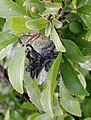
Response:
[[17, 32, 41, 48]]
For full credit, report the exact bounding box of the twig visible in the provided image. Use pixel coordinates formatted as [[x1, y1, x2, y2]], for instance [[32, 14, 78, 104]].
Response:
[[17, 32, 41, 48], [19, 34, 32, 38]]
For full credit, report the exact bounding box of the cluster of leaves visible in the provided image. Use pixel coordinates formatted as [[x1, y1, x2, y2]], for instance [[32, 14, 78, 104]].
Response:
[[0, 75, 39, 120], [0, 0, 91, 119]]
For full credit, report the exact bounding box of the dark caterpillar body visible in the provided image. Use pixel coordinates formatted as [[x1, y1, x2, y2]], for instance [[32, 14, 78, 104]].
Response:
[[26, 41, 59, 79]]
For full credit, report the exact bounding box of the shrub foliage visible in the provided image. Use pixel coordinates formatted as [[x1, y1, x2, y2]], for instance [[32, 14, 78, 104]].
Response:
[[0, 0, 91, 119]]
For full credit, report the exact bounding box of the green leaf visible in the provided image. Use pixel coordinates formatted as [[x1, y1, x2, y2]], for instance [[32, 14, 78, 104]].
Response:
[[4, 109, 10, 120], [79, 57, 91, 71], [0, 94, 9, 102], [28, 8, 40, 19], [70, 38, 91, 56], [50, 27, 66, 52], [11, 16, 30, 34], [0, 17, 6, 29], [0, 31, 18, 50], [60, 57, 89, 96], [78, 72, 86, 89], [0, 0, 25, 18], [78, 5, 91, 29], [53, 19, 62, 29], [8, 90, 21, 107], [57, 114, 75, 120], [77, 0, 91, 8], [53, 93, 63, 116], [21, 102, 37, 110], [63, 39, 85, 63], [84, 118, 91, 120], [16, 0, 25, 8], [40, 53, 62, 118], [24, 72, 43, 111], [59, 77, 81, 117], [45, 22, 52, 36], [85, 31, 91, 41], [27, 113, 41, 120], [11, 111, 23, 120], [26, 18, 48, 30], [35, 114, 52, 120], [24, 0, 45, 13], [42, 2, 61, 15], [8, 47, 26, 94], [0, 46, 9, 60], [81, 99, 91, 118], [3, 18, 12, 32]]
